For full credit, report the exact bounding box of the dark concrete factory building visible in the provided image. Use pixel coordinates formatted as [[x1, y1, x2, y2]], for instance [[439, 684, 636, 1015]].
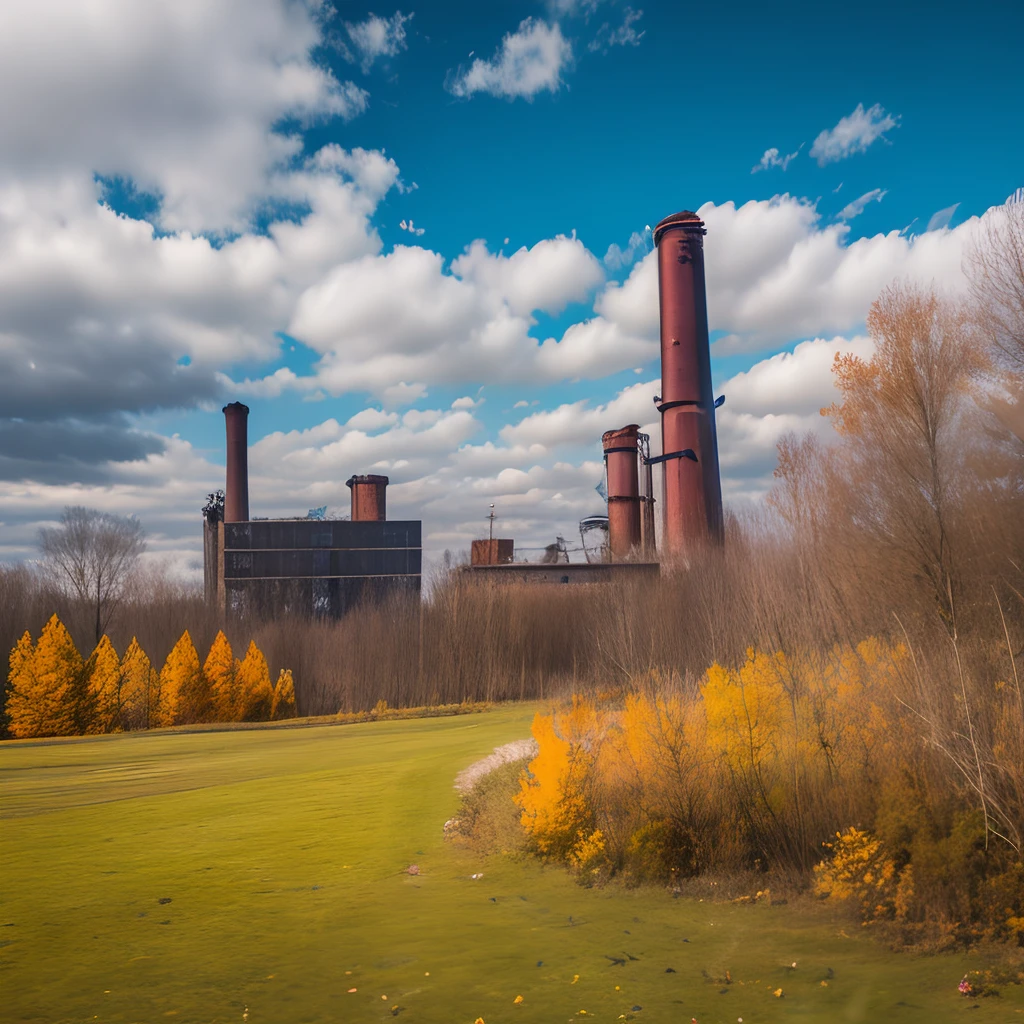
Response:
[[204, 403, 421, 618]]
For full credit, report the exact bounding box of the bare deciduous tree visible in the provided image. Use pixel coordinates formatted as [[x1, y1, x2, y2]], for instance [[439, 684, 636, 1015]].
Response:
[[965, 197, 1024, 445], [39, 506, 146, 644], [823, 283, 987, 630]]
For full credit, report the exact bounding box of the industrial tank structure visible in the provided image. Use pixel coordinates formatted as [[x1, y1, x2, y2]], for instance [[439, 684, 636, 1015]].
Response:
[[602, 424, 642, 560]]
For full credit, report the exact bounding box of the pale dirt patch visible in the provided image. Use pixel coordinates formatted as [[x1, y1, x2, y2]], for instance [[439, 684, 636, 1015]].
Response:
[[453, 738, 538, 793]]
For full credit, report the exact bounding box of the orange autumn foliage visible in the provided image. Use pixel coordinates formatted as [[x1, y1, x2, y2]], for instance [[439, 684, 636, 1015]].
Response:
[[271, 668, 297, 720], [119, 637, 158, 730], [158, 631, 208, 726], [204, 630, 236, 720], [85, 635, 122, 734], [3, 616, 294, 736], [516, 697, 603, 861], [6, 615, 85, 738], [236, 640, 273, 722], [520, 639, 912, 880]]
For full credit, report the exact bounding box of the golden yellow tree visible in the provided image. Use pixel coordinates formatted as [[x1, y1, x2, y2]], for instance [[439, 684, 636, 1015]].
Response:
[[236, 640, 273, 722], [85, 635, 122, 733], [159, 631, 209, 726], [6, 631, 36, 738], [119, 637, 157, 730], [6, 615, 84, 738], [271, 668, 297, 720], [203, 631, 236, 721]]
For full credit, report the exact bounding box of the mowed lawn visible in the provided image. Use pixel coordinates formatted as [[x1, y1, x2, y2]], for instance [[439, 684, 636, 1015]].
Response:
[[2, 706, 1021, 1024]]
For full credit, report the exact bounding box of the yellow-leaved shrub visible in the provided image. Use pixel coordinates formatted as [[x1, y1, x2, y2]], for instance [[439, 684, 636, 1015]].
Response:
[[271, 668, 297, 720], [518, 639, 913, 886], [516, 698, 602, 862]]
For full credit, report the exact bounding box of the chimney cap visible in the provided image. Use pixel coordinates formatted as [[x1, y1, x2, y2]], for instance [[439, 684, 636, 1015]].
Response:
[[222, 401, 250, 415], [602, 424, 640, 448], [653, 211, 706, 246], [346, 474, 389, 488]]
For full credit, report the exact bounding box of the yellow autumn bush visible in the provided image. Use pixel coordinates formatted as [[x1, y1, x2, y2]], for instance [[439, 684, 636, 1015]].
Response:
[[516, 697, 603, 862], [519, 638, 913, 883], [513, 635, 1020, 941], [813, 827, 903, 921]]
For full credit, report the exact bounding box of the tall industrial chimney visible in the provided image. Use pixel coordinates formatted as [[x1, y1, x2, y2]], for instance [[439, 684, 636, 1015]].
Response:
[[347, 474, 388, 522], [223, 402, 250, 523], [653, 211, 723, 556], [602, 424, 642, 560]]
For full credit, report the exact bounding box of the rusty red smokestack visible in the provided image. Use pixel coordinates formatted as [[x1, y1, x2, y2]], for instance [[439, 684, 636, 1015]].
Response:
[[223, 401, 250, 523], [346, 474, 388, 522], [653, 211, 723, 556], [602, 424, 642, 560]]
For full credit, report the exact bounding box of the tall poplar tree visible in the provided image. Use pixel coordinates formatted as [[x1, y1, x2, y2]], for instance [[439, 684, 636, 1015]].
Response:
[[86, 635, 121, 733], [203, 631, 236, 722], [236, 641, 273, 722], [120, 637, 156, 730], [6, 616, 83, 738], [159, 631, 209, 726]]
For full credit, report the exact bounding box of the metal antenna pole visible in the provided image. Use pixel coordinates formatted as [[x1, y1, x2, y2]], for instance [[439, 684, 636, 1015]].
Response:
[[488, 504, 495, 542]]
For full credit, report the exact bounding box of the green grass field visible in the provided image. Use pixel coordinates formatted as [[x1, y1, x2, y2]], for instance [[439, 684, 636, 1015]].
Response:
[[2, 705, 1021, 1024]]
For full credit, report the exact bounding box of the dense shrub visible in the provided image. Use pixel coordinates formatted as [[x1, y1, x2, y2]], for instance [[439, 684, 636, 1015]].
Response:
[[512, 636, 1023, 944]]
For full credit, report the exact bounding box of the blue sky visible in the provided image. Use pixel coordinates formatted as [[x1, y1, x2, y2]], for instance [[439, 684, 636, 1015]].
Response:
[[0, 0, 1020, 572]]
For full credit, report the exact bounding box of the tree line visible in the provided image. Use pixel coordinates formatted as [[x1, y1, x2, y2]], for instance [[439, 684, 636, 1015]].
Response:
[[5, 616, 295, 739]]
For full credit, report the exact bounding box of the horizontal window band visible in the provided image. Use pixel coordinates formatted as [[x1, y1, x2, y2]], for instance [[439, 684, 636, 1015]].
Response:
[[223, 546, 420, 553], [224, 573, 422, 581]]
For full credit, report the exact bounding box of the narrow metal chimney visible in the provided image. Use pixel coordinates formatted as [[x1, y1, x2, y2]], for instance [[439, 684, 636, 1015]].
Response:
[[653, 211, 723, 556], [346, 474, 388, 522], [602, 424, 642, 560], [222, 402, 250, 523]]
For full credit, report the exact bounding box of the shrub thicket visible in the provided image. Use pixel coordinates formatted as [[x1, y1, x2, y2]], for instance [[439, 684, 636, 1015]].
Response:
[[511, 635, 1023, 946]]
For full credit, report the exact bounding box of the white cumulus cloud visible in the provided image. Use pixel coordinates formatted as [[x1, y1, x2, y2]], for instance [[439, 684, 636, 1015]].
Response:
[[0, 0, 368, 233], [446, 19, 572, 100], [344, 11, 413, 72], [583, 195, 984, 355]]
